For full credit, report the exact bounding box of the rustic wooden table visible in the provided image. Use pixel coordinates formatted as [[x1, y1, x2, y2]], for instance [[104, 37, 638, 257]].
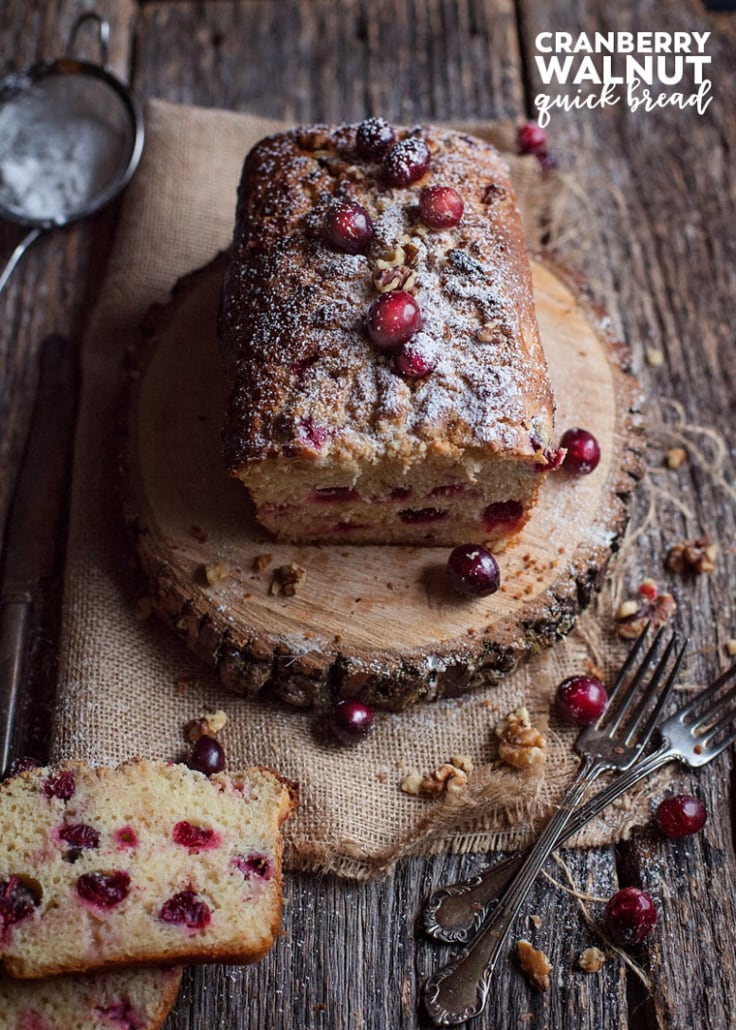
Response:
[[2, 2, 735, 1027]]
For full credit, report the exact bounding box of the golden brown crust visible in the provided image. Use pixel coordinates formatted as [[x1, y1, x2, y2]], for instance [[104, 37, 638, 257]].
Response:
[[219, 122, 554, 473]]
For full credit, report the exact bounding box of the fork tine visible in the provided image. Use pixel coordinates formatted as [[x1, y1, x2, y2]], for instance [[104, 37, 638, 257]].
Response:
[[625, 638, 688, 746], [694, 683, 736, 738], [678, 662, 736, 720], [604, 625, 666, 735], [687, 683, 736, 733], [604, 623, 654, 709], [699, 727, 736, 762]]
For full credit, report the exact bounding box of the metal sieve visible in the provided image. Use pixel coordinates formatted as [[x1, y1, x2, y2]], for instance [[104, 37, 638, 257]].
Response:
[[0, 12, 144, 295]]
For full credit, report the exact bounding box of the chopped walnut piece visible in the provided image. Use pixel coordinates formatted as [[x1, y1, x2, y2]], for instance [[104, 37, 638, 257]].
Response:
[[517, 939, 551, 991], [614, 579, 677, 639], [399, 236, 421, 266], [204, 561, 231, 587], [665, 447, 687, 470], [496, 707, 546, 769], [253, 553, 273, 574], [399, 769, 423, 795], [667, 536, 717, 575], [450, 754, 474, 774], [373, 264, 417, 294], [375, 245, 405, 270], [270, 563, 307, 597], [186, 710, 228, 742], [578, 946, 607, 973], [419, 763, 468, 796]]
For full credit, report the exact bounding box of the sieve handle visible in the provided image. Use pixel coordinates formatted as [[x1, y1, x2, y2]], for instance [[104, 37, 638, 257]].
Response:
[[66, 12, 111, 68], [0, 228, 43, 298]]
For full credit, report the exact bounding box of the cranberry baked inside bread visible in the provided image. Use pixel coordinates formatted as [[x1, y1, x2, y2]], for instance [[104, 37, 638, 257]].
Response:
[[0, 966, 182, 1030], [0, 760, 296, 980], [219, 121, 555, 548]]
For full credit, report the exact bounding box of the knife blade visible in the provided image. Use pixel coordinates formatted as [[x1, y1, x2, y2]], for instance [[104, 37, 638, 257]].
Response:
[[0, 333, 79, 773]]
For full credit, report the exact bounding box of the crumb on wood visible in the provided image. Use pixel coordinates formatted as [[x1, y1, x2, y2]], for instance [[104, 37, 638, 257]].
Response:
[[253, 553, 273, 574], [270, 562, 307, 597], [645, 348, 664, 367], [204, 561, 232, 587], [725, 639, 736, 658], [666, 536, 717, 575], [578, 946, 607, 973], [614, 578, 677, 639], [664, 446, 687, 470], [517, 939, 551, 991], [528, 913, 542, 930]]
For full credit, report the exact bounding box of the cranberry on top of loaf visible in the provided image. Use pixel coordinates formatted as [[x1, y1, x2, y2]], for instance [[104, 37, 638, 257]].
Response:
[[0, 760, 296, 980], [219, 121, 555, 549], [0, 965, 182, 1030]]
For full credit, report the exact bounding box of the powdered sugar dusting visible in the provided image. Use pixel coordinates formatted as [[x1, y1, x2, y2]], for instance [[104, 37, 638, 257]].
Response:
[[220, 123, 554, 468]]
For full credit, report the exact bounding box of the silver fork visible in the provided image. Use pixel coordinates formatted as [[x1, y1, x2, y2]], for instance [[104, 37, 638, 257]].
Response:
[[423, 627, 685, 1026], [425, 658, 736, 944]]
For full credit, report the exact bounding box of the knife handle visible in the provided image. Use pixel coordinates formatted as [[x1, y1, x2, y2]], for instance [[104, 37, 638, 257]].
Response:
[[0, 592, 33, 775]]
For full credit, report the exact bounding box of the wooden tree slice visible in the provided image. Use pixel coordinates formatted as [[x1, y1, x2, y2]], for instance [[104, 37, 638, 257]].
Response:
[[120, 253, 644, 711]]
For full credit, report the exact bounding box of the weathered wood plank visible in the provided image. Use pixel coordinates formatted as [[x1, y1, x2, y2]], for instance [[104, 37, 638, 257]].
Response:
[[517, 2, 736, 1026], [0, 0, 135, 538]]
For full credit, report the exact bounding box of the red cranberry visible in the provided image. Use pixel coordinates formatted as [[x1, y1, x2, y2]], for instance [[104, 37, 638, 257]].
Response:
[[233, 853, 273, 881], [114, 826, 139, 849], [604, 886, 657, 946], [59, 823, 100, 850], [419, 185, 464, 229], [555, 675, 608, 726], [42, 771, 75, 801], [159, 890, 211, 930], [482, 500, 523, 533], [0, 877, 40, 935], [560, 428, 601, 475], [383, 137, 431, 186], [517, 121, 548, 155], [395, 337, 436, 378], [446, 544, 501, 597], [355, 117, 396, 159], [187, 735, 226, 776], [367, 291, 421, 351], [332, 700, 375, 744], [172, 821, 219, 851], [76, 871, 130, 909], [655, 794, 707, 839], [323, 200, 374, 254], [399, 507, 448, 523]]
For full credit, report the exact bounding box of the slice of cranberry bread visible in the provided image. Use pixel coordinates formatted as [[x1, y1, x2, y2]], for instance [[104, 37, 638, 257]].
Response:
[[0, 760, 297, 979], [219, 120, 556, 549], [0, 966, 182, 1030]]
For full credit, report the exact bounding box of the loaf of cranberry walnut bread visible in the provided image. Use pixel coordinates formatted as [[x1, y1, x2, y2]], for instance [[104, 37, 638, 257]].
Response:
[[0, 760, 297, 980], [219, 119, 556, 549], [0, 966, 182, 1030]]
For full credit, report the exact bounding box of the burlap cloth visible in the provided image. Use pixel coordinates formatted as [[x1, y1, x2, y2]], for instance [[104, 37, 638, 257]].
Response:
[[53, 100, 659, 880]]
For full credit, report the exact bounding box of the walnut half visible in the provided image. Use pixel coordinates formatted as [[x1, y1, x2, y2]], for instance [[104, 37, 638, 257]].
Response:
[[496, 707, 546, 770]]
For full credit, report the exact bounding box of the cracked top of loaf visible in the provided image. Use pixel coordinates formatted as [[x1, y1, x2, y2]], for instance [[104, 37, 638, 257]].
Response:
[[219, 122, 554, 476]]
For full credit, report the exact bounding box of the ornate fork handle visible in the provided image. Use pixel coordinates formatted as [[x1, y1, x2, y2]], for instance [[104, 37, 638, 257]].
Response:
[[424, 769, 594, 1025], [425, 744, 674, 943]]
